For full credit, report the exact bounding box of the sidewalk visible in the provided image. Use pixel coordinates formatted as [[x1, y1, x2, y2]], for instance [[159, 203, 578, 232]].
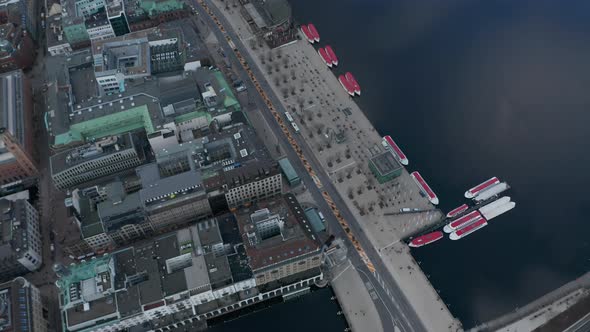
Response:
[[331, 262, 385, 332]]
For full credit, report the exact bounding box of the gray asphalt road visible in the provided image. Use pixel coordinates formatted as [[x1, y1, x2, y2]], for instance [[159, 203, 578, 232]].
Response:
[[191, 2, 429, 331]]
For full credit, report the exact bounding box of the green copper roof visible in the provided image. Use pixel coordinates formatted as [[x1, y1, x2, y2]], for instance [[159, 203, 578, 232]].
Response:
[[54, 105, 155, 146], [213, 71, 240, 111]]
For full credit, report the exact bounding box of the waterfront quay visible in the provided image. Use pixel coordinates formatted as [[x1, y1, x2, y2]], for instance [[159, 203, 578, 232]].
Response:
[[203, 1, 462, 331]]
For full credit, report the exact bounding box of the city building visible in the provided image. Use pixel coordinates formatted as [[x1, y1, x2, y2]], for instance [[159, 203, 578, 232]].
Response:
[[0, 277, 47, 332], [46, 13, 74, 56], [0, 198, 42, 282], [105, 0, 129, 36], [56, 222, 254, 332], [50, 132, 148, 190], [124, 0, 189, 32], [235, 194, 322, 287], [0, 130, 37, 188], [0, 69, 35, 157], [0, 0, 38, 41], [222, 160, 282, 209], [57, 209, 322, 332], [240, 0, 296, 48], [278, 157, 300, 186], [0, 22, 34, 72], [85, 7, 115, 41], [369, 149, 403, 184], [71, 179, 148, 253], [137, 162, 212, 230], [0, 69, 36, 189], [91, 27, 185, 95]]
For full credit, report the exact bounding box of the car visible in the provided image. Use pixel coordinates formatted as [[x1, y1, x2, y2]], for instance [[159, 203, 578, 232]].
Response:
[[50, 244, 55, 252]]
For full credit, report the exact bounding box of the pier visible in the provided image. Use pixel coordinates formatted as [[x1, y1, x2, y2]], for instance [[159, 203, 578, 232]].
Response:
[[404, 183, 511, 243]]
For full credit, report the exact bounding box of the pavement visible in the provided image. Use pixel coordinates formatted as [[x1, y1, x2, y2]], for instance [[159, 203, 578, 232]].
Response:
[[331, 260, 385, 332], [194, 1, 462, 331], [496, 289, 588, 332]]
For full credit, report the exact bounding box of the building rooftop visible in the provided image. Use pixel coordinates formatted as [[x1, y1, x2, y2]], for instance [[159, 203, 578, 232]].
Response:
[[92, 28, 152, 75], [235, 194, 320, 271], [304, 208, 325, 233], [244, 0, 291, 29], [0, 199, 37, 262], [57, 225, 215, 331], [96, 181, 143, 232], [227, 244, 253, 283], [0, 277, 37, 332], [0, 69, 27, 148], [278, 157, 298, 181], [50, 132, 138, 175], [222, 160, 279, 190], [370, 150, 402, 176], [137, 163, 205, 207], [85, 7, 110, 29]]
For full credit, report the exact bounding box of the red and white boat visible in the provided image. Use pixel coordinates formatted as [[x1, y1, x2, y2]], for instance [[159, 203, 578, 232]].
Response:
[[308, 23, 320, 42], [411, 171, 439, 205], [345, 72, 361, 95], [446, 204, 469, 218], [338, 75, 355, 96], [443, 210, 481, 233], [325, 45, 338, 66], [465, 177, 500, 198], [409, 231, 444, 248], [449, 218, 488, 240], [383, 135, 409, 165], [318, 47, 333, 67], [300, 25, 315, 43]]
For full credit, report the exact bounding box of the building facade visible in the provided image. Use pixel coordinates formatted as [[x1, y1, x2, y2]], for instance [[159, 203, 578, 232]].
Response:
[[223, 162, 282, 209], [50, 133, 146, 190], [0, 199, 42, 282], [0, 129, 38, 187], [0, 277, 47, 332]]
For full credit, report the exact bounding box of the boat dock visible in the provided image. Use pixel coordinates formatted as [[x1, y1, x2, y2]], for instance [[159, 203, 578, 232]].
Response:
[[404, 182, 511, 243]]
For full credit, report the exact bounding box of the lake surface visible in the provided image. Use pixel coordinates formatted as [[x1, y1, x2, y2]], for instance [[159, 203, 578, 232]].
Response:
[[289, 0, 590, 328]]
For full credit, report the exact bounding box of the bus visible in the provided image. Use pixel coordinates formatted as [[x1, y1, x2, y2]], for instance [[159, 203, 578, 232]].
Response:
[[284, 111, 294, 122], [291, 122, 300, 133]]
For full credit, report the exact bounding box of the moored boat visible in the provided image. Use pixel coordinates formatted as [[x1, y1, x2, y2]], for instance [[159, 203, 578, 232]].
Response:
[[409, 231, 444, 247]]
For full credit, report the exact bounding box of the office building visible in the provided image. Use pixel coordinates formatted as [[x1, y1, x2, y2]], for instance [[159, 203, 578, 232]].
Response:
[[56, 223, 254, 332], [0, 277, 47, 332], [0, 199, 42, 282], [223, 161, 282, 209], [138, 162, 212, 230], [236, 194, 322, 287], [50, 133, 147, 190], [91, 27, 185, 95], [0, 130, 37, 188]]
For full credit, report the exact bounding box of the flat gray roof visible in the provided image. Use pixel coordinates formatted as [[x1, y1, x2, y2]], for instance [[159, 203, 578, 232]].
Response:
[[0, 70, 26, 147], [137, 163, 204, 206]]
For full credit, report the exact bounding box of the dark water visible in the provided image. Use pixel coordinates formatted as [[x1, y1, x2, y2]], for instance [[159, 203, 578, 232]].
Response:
[[208, 288, 347, 331], [289, 0, 590, 328]]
